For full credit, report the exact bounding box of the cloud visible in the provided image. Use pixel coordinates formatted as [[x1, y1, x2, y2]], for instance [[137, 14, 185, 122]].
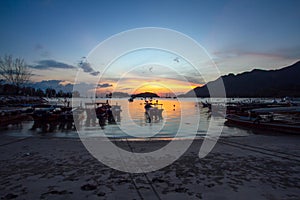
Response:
[[78, 61, 100, 76], [119, 87, 132, 91], [34, 43, 51, 58], [31, 60, 76, 70], [184, 76, 205, 85], [30, 73, 43, 77], [212, 50, 283, 60], [31, 59, 100, 76], [78, 61, 93, 72], [272, 46, 300, 59], [210, 49, 300, 76], [97, 83, 113, 88], [89, 71, 100, 76], [212, 45, 300, 62]]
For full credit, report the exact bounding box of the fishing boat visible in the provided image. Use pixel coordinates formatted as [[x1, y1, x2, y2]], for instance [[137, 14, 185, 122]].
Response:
[[128, 97, 134, 102], [85, 101, 122, 128], [0, 107, 30, 127], [30, 104, 84, 132], [225, 106, 300, 134], [144, 101, 164, 123]]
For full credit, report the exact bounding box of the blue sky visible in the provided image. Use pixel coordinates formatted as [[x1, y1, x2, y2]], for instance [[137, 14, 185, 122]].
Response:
[[0, 0, 299, 91]]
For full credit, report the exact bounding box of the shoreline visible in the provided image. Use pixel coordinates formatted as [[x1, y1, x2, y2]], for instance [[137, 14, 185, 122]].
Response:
[[0, 133, 299, 199]]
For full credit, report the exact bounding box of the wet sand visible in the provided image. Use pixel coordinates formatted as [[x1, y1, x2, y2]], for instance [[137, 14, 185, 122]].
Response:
[[0, 134, 299, 200]]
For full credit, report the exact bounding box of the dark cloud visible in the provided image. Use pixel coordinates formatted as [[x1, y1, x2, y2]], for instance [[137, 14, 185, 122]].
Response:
[[78, 61, 100, 76], [90, 71, 100, 76], [120, 87, 132, 91], [97, 83, 113, 88], [78, 61, 93, 72], [30, 59, 100, 76], [30, 73, 43, 77], [31, 60, 76, 70], [184, 76, 205, 85]]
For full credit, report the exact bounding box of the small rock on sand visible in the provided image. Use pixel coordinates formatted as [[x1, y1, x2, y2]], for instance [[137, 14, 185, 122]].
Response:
[[80, 184, 97, 191]]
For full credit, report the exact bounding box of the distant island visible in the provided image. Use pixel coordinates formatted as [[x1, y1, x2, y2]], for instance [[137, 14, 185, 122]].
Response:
[[131, 92, 160, 98], [184, 61, 300, 98]]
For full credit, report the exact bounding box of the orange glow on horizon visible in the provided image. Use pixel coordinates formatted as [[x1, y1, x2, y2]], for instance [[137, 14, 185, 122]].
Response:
[[92, 79, 203, 95], [59, 80, 74, 86], [132, 83, 199, 96]]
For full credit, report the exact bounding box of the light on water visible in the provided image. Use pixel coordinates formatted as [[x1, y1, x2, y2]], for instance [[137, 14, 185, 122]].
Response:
[[1, 98, 251, 139]]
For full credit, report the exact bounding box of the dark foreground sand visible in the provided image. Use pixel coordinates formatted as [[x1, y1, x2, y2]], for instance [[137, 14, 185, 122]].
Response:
[[0, 134, 299, 200]]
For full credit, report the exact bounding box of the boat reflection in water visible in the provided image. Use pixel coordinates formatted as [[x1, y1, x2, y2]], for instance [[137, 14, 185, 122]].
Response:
[[144, 100, 164, 123], [30, 105, 84, 132], [85, 101, 122, 129], [4, 97, 268, 139], [84, 99, 165, 129], [79, 98, 187, 139]]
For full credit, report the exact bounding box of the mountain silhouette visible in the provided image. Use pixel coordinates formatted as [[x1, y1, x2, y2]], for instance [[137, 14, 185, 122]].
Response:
[[132, 92, 160, 98], [185, 61, 300, 97]]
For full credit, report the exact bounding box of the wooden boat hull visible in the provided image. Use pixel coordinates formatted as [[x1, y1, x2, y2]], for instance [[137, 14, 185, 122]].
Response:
[[225, 114, 300, 134]]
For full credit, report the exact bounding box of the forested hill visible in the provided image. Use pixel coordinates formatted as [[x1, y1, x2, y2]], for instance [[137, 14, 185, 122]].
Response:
[[185, 61, 300, 97]]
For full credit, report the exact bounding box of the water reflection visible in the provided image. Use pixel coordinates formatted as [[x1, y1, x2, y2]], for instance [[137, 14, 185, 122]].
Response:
[[84, 101, 122, 128], [0, 98, 251, 139]]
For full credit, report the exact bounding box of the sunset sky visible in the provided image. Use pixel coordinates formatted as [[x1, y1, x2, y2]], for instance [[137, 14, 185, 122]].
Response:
[[0, 0, 299, 95]]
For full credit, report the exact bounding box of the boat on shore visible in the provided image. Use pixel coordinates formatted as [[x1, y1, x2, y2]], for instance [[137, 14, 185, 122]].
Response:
[[225, 106, 300, 134], [0, 107, 31, 127], [0, 95, 47, 106], [30, 104, 85, 132]]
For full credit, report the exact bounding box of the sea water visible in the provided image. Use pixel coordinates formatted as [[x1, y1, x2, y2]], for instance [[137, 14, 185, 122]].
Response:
[[1, 98, 251, 140]]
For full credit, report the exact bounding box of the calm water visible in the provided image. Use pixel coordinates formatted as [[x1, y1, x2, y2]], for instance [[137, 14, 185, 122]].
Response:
[[1, 98, 252, 140]]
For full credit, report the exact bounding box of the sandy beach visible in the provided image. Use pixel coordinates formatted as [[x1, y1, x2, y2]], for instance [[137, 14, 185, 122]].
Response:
[[0, 133, 299, 200], [1, 0, 300, 199]]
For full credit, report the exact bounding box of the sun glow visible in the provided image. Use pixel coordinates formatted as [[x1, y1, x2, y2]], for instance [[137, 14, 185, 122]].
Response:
[[93, 78, 201, 97], [131, 81, 200, 96]]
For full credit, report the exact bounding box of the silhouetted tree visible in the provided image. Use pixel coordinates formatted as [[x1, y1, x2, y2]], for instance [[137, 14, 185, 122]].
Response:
[[45, 88, 56, 98], [2, 84, 18, 95], [0, 55, 32, 88], [57, 90, 64, 97], [36, 88, 44, 97]]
